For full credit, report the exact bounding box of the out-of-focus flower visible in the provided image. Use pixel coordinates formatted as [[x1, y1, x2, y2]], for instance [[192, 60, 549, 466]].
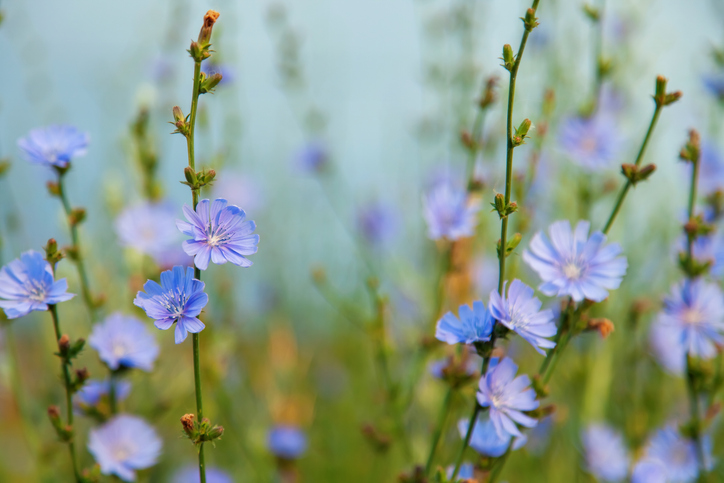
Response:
[[173, 465, 233, 483], [581, 424, 630, 482], [115, 201, 181, 264], [472, 256, 500, 300], [211, 172, 264, 215], [457, 414, 527, 457], [177, 198, 259, 271], [476, 357, 538, 438], [267, 425, 308, 459], [17, 125, 89, 169], [642, 426, 703, 483], [134, 266, 208, 344], [292, 141, 328, 173], [356, 201, 398, 247], [523, 220, 627, 302], [74, 379, 131, 409], [435, 301, 494, 345], [429, 356, 479, 380], [649, 321, 686, 375], [558, 115, 622, 171], [631, 458, 667, 483], [88, 414, 162, 481], [697, 142, 724, 196], [703, 74, 724, 100], [202, 62, 235, 86], [89, 313, 159, 371], [675, 234, 724, 278], [653, 278, 724, 359], [489, 280, 556, 355], [0, 250, 74, 319], [447, 462, 475, 479], [423, 182, 479, 240]]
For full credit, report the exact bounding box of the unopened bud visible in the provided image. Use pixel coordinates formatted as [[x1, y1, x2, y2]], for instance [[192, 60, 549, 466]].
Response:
[[172, 106, 185, 123], [206, 424, 224, 440], [184, 167, 198, 186], [502, 44, 515, 71], [460, 130, 475, 150], [199, 72, 223, 94], [587, 318, 615, 338], [69, 208, 86, 226], [198, 10, 220, 46], [59, 334, 70, 353], [522, 8, 539, 31], [47, 181, 60, 197], [181, 414, 195, 435]]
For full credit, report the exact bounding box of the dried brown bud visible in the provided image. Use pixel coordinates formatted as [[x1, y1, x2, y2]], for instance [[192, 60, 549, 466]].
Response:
[[58, 334, 70, 352], [198, 10, 220, 45], [181, 413, 195, 433], [587, 318, 615, 338]]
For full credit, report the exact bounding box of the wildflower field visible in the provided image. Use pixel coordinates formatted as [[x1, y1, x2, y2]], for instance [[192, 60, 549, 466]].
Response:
[[1, 1, 724, 482]]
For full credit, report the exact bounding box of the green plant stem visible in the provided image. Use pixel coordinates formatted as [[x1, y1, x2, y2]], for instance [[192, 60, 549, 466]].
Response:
[[109, 370, 118, 415], [186, 59, 207, 483], [56, 173, 96, 322], [49, 304, 80, 482], [591, 0, 606, 108], [602, 104, 662, 235], [450, 2, 539, 478], [424, 386, 454, 475], [488, 439, 514, 483]]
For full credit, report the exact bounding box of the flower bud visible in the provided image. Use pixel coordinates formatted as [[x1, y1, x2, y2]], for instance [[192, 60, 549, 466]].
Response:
[[679, 130, 701, 164], [502, 44, 515, 71], [206, 424, 224, 441], [181, 413, 195, 436], [47, 181, 60, 197], [58, 334, 70, 354], [199, 73, 223, 94], [197, 10, 220, 46], [69, 208, 86, 226], [586, 318, 615, 338], [172, 106, 185, 123], [460, 130, 475, 150], [522, 8, 539, 31], [184, 167, 198, 186]]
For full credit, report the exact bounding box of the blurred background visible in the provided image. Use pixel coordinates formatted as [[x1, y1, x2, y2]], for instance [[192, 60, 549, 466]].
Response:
[[1, 0, 724, 481]]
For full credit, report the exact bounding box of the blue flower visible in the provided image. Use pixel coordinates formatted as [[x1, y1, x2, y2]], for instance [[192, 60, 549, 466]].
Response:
[[74, 379, 131, 409], [176, 199, 259, 271], [202, 62, 235, 86], [489, 280, 556, 355], [653, 279, 724, 359], [88, 414, 162, 481], [423, 182, 479, 241], [447, 462, 475, 479], [173, 465, 233, 483], [134, 266, 208, 344], [211, 171, 265, 215], [89, 313, 159, 371], [435, 301, 494, 345], [631, 458, 667, 483], [267, 425, 308, 459], [581, 424, 630, 482], [476, 357, 538, 438], [115, 201, 181, 263], [457, 414, 527, 457], [558, 114, 622, 171], [0, 250, 74, 319], [676, 234, 724, 279], [649, 321, 686, 376], [17, 125, 89, 169], [429, 356, 479, 380], [703, 74, 724, 99], [697, 142, 724, 196], [356, 201, 398, 247], [523, 220, 627, 302], [642, 426, 701, 483], [292, 141, 328, 173]]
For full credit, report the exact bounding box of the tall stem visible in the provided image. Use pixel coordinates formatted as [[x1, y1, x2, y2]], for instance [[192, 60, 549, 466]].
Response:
[[450, 2, 539, 478], [185, 59, 207, 483], [602, 104, 662, 235], [56, 174, 96, 322], [49, 304, 80, 482], [109, 370, 118, 415], [424, 386, 454, 475]]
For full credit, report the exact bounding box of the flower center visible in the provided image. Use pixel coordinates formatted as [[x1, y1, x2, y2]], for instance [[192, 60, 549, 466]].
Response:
[[205, 222, 230, 248], [563, 262, 582, 280], [26, 280, 47, 302], [113, 444, 133, 462], [681, 308, 703, 326], [580, 135, 597, 153], [159, 288, 189, 319], [112, 342, 127, 357]]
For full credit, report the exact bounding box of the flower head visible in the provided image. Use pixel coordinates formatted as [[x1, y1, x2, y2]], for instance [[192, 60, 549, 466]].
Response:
[[356, 201, 398, 247], [476, 357, 538, 438], [631, 459, 667, 483], [703, 74, 724, 100], [0, 250, 74, 319], [134, 266, 208, 344], [423, 182, 479, 241], [173, 465, 233, 483], [649, 321, 686, 375], [89, 313, 159, 371], [447, 463, 475, 480], [74, 379, 131, 409], [642, 426, 701, 483], [267, 425, 308, 459], [523, 220, 627, 302], [88, 414, 162, 481], [558, 115, 622, 171], [581, 424, 630, 482], [489, 280, 556, 355], [697, 142, 724, 196], [435, 301, 494, 345], [293, 141, 328, 173], [653, 279, 724, 360], [115, 202, 181, 263], [457, 414, 527, 458], [17, 125, 89, 169], [177, 198, 259, 271], [211, 172, 264, 215]]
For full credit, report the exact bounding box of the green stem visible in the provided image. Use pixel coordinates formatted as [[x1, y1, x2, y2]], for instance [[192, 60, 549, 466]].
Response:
[[50, 304, 80, 482], [602, 104, 662, 235], [451, 2, 540, 477], [109, 370, 118, 415], [187, 61, 202, 172], [56, 173, 96, 322], [686, 363, 708, 479], [591, 0, 606, 109], [193, 332, 206, 483], [488, 439, 514, 483], [425, 387, 454, 475]]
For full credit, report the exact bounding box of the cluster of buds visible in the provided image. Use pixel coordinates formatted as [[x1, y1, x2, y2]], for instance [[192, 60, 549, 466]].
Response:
[[56, 333, 87, 366], [180, 413, 224, 446], [679, 214, 715, 277], [48, 405, 73, 442], [521, 7, 539, 32], [490, 193, 518, 220], [182, 166, 216, 191], [478, 75, 498, 109], [621, 163, 656, 186], [44, 238, 65, 266], [360, 423, 392, 453], [679, 129, 701, 165], [653, 75, 682, 108], [188, 10, 220, 62]]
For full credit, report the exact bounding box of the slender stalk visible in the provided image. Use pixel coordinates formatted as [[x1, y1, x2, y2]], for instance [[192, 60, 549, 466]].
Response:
[[56, 173, 96, 322], [602, 104, 662, 235], [49, 304, 80, 482], [591, 0, 607, 108], [109, 370, 118, 415], [424, 386, 454, 475], [488, 439, 514, 483], [450, 2, 539, 478]]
